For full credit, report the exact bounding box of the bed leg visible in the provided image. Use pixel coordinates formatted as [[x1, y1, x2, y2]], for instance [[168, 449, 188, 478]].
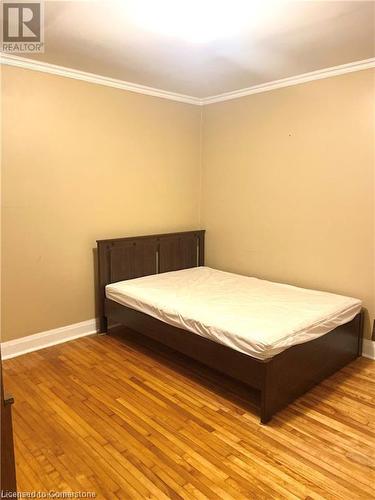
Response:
[[357, 309, 364, 356], [260, 413, 272, 425], [260, 364, 275, 424], [260, 391, 273, 425], [99, 316, 108, 334]]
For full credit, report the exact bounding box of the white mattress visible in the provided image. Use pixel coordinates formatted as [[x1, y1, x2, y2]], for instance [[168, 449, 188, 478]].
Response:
[[106, 266, 362, 360]]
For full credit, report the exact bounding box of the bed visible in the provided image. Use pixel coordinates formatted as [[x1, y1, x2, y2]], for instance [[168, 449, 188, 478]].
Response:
[[97, 230, 364, 423]]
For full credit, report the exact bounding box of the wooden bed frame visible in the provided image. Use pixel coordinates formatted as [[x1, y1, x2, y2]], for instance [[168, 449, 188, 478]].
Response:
[[97, 230, 364, 424]]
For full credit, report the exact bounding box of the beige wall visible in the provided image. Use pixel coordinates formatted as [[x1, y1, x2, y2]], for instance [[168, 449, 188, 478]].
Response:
[[202, 69, 375, 338], [1, 66, 201, 341], [2, 66, 374, 342]]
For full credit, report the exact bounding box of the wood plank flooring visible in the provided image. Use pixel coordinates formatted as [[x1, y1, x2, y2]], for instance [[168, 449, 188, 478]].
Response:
[[3, 329, 375, 499]]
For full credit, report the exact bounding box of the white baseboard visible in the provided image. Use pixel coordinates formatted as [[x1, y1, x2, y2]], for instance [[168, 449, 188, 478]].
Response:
[[1, 319, 98, 360], [362, 339, 375, 360], [1, 318, 374, 361]]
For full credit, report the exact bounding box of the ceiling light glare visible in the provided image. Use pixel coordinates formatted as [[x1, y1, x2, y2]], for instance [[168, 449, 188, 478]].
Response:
[[127, 0, 257, 43]]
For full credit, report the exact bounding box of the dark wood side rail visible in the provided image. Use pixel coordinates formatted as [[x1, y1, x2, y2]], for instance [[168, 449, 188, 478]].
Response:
[[106, 299, 364, 423], [0, 348, 17, 494]]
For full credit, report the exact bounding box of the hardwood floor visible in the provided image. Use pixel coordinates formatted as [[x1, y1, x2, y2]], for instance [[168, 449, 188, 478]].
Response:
[[3, 329, 375, 499]]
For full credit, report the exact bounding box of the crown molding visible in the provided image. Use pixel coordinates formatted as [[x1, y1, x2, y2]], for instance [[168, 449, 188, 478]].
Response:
[[201, 58, 375, 105], [1, 54, 374, 106], [0, 53, 202, 106]]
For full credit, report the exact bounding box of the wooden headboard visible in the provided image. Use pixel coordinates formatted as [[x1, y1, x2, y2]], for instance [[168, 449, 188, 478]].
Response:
[[96, 230, 205, 332]]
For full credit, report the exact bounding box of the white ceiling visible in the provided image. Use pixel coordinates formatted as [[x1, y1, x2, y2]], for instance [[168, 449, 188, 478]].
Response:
[[25, 0, 375, 98]]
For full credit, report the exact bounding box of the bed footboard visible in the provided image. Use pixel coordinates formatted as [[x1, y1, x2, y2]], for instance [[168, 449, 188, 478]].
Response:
[[260, 310, 364, 423]]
